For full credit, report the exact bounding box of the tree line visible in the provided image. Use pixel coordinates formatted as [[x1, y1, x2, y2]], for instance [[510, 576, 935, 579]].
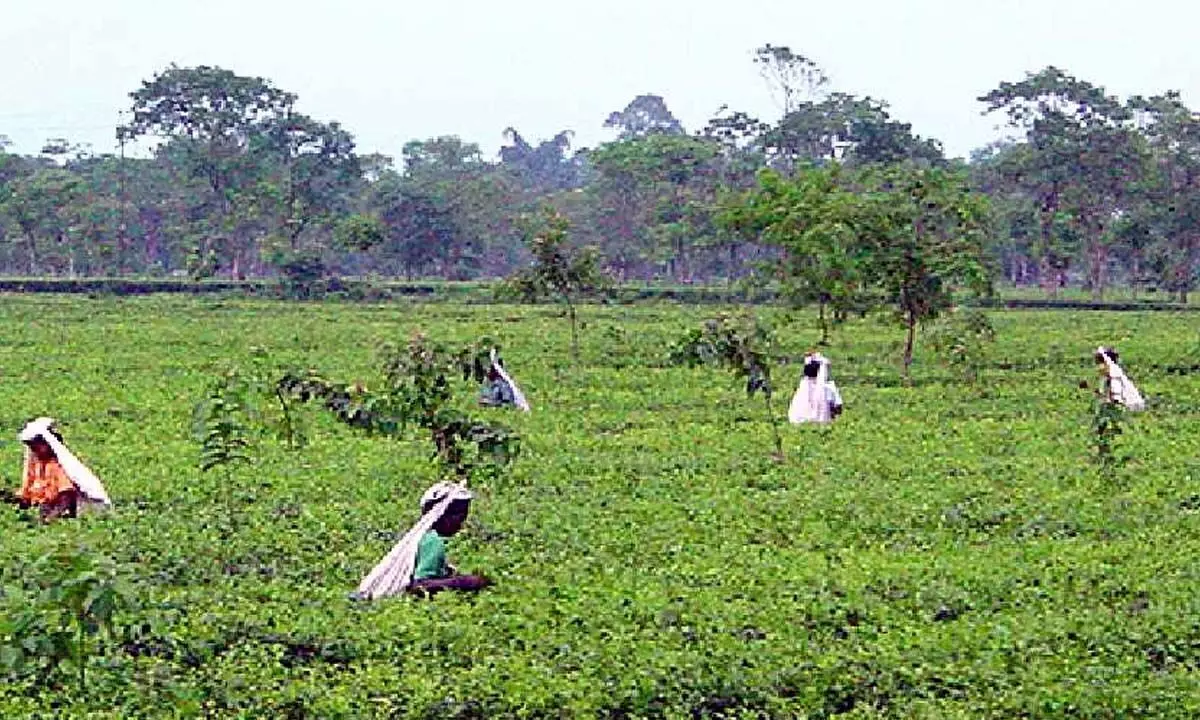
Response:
[[0, 46, 1197, 300]]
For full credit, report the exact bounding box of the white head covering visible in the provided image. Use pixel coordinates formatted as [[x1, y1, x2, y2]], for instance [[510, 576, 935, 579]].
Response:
[[20, 417, 112, 507], [788, 353, 836, 424], [1096, 347, 1145, 411], [353, 482, 474, 600], [491, 348, 531, 412]]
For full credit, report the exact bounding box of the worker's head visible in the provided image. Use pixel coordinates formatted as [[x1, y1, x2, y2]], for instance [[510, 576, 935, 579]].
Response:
[[433, 499, 471, 537], [24, 436, 56, 462], [420, 483, 473, 537], [803, 358, 822, 379], [1095, 347, 1119, 365]]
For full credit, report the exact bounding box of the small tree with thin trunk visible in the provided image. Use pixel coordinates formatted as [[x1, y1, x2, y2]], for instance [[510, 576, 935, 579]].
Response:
[[668, 313, 784, 460], [858, 164, 993, 379], [278, 333, 519, 483], [502, 206, 609, 361], [721, 166, 874, 345]]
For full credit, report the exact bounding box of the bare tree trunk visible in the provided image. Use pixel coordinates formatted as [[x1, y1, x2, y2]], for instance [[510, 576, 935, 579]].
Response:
[[25, 232, 37, 276], [1180, 236, 1197, 304], [1040, 256, 1058, 299], [1090, 237, 1107, 301], [818, 299, 829, 346], [903, 305, 916, 382], [567, 300, 579, 362], [763, 391, 783, 462]]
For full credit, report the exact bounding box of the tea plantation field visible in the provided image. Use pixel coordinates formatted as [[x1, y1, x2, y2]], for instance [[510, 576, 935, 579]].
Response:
[[1, 295, 1199, 718]]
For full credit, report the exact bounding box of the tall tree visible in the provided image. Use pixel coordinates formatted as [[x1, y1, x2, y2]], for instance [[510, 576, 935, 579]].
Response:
[[499, 128, 582, 191], [503, 206, 608, 360], [588, 134, 721, 281], [1127, 92, 1200, 301], [3, 167, 85, 275], [765, 93, 943, 168], [721, 165, 871, 343], [120, 65, 298, 277], [858, 164, 994, 376], [258, 113, 362, 268], [604, 95, 685, 139], [980, 67, 1147, 299], [753, 44, 829, 115]]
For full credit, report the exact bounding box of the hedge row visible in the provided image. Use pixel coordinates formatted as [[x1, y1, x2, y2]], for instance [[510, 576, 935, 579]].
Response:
[[0, 277, 1196, 311], [0, 277, 762, 304]]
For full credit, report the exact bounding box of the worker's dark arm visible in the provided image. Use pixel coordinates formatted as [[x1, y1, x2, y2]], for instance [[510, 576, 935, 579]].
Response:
[[407, 574, 492, 596]]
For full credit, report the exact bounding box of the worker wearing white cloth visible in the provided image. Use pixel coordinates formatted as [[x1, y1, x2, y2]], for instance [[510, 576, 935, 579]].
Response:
[[351, 482, 491, 600], [1095, 346, 1145, 411], [787, 353, 843, 425], [16, 417, 111, 521], [479, 348, 531, 412]]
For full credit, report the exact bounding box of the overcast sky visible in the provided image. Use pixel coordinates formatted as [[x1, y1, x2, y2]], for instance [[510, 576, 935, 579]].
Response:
[[2, 0, 1197, 163]]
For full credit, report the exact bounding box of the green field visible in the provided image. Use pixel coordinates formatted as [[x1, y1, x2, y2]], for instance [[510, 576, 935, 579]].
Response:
[[1, 295, 1199, 718]]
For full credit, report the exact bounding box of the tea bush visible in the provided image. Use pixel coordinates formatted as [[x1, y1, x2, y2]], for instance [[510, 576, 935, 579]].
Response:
[[0, 295, 1198, 717]]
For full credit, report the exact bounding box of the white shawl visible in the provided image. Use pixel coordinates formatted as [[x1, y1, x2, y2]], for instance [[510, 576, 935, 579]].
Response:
[[353, 482, 473, 600], [788, 354, 841, 425], [20, 417, 112, 507], [1097, 347, 1145, 411], [491, 349, 531, 412]]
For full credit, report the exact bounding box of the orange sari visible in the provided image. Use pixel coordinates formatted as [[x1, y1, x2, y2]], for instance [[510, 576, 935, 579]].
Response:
[[19, 456, 76, 506]]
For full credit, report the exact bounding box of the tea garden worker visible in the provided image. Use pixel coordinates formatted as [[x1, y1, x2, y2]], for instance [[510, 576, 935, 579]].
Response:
[[16, 417, 112, 522], [787, 352, 844, 425], [1094, 346, 1146, 411], [478, 348, 531, 412], [350, 482, 491, 600]]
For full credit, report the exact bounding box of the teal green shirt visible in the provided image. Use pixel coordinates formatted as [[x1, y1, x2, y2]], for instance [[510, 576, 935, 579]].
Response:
[[413, 531, 449, 580]]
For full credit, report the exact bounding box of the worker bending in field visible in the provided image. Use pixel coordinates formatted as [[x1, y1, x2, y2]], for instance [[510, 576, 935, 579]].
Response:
[[15, 417, 112, 522], [788, 352, 843, 425], [478, 348, 531, 412], [351, 482, 491, 600], [1095, 346, 1145, 411]]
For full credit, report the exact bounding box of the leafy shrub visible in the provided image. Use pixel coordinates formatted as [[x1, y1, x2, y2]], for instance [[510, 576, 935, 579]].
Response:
[[668, 312, 783, 457], [278, 333, 519, 482], [0, 546, 134, 696], [276, 251, 328, 299]]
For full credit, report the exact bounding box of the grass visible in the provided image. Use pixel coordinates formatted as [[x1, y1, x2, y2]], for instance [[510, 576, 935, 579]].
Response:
[[0, 294, 1198, 717]]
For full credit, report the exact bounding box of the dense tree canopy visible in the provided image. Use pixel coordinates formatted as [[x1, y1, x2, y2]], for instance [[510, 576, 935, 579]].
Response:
[[0, 55, 1196, 299]]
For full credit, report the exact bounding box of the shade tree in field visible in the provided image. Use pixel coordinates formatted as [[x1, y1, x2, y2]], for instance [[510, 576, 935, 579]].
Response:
[[197, 338, 519, 485], [668, 312, 785, 459], [278, 334, 519, 483], [502, 206, 609, 361], [720, 165, 872, 344], [727, 162, 993, 378], [926, 308, 997, 385], [857, 164, 993, 377]]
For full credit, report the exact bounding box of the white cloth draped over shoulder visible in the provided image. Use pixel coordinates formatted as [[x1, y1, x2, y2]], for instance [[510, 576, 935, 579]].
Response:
[[353, 482, 473, 600], [491, 349, 531, 412], [788, 353, 843, 425], [20, 417, 112, 507], [1097, 347, 1145, 411]]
